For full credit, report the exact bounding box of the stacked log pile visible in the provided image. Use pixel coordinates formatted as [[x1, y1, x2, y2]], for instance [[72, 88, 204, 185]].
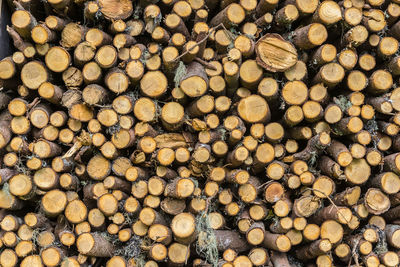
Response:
[[1, 0, 400, 266]]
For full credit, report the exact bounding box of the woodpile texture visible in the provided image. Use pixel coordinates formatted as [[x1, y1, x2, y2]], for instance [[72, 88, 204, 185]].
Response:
[[1, 0, 400, 266]]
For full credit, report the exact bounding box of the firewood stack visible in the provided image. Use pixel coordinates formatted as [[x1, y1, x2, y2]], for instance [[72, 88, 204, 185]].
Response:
[[1, 0, 400, 266]]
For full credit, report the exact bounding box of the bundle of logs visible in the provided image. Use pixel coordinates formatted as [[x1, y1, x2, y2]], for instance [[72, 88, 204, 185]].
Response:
[[2, 0, 400, 266]]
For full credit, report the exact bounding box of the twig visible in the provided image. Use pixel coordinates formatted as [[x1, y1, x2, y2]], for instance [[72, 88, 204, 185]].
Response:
[[173, 31, 215, 62], [62, 130, 92, 159], [201, 196, 214, 215], [220, 23, 237, 40], [302, 187, 351, 224], [173, 23, 235, 62], [94, 103, 112, 108], [63, 141, 83, 159], [257, 180, 274, 190], [216, 53, 228, 60], [194, 57, 217, 70], [27, 97, 40, 108], [184, 244, 190, 265], [348, 236, 361, 267], [26, 97, 41, 118], [13, 0, 25, 10]]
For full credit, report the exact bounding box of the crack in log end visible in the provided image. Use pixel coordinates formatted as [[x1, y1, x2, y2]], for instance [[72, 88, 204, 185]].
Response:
[[98, 0, 133, 20], [256, 34, 298, 72]]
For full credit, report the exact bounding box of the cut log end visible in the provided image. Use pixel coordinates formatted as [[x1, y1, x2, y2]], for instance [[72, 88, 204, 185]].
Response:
[[256, 34, 298, 72]]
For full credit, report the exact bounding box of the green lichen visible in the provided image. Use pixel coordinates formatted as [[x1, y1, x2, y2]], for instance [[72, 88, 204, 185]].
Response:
[[106, 124, 121, 135], [333, 95, 352, 112], [123, 212, 135, 225], [265, 209, 275, 220], [139, 50, 150, 65], [374, 228, 388, 255], [227, 42, 235, 52], [31, 228, 46, 248], [195, 212, 219, 267], [308, 151, 318, 169], [189, 177, 199, 189], [126, 87, 140, 101], [287, 31, 295, 41], [115, 234, 144, 261], [229, 27, 240, 38], [245, 34, 256, 41], [174, 61, 187, 88], [365, 118, 378, 135], [153, 13, 162, 27], [2, 183, 10, 196], [100, 232, 120, 245], [132, 5, 143, 20], [288, 254, 305, 267], [279, 96, 286, 110]]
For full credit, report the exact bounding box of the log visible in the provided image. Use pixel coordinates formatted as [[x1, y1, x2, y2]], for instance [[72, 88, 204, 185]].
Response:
[[179, 62, 209, 98], [255, 34, 298, 72]]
